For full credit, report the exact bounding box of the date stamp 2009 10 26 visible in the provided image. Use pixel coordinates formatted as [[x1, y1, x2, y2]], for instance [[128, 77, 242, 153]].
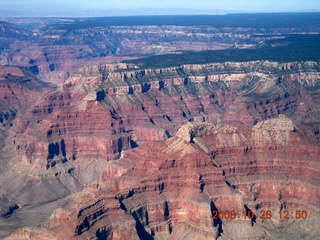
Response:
[[212, 210, 308, 220]]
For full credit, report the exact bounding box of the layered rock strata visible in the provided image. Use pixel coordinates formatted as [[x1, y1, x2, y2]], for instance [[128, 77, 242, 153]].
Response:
[[7, 117, 320, 240], [1, 18, 319, 84], [0, 60, 319, 239]]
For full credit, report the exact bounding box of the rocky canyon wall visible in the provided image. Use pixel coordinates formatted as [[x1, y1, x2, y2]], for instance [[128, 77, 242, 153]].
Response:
[[0, 60, 319, 239]]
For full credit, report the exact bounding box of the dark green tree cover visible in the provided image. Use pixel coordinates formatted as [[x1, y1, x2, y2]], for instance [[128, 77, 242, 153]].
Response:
[[123, 34, 320, 68]]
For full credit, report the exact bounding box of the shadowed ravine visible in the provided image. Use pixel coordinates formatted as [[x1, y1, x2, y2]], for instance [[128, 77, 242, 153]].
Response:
[[0, 59, 319, 239]]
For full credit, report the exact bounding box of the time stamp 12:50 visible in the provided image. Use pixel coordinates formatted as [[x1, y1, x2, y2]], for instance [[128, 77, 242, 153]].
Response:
[[213, 210, 308, 220]]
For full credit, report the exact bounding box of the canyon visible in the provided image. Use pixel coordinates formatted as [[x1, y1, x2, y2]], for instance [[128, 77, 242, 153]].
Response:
[[0, 59, 319, 239], [0, 13, 320, 240], [1, 14, 320, 85]]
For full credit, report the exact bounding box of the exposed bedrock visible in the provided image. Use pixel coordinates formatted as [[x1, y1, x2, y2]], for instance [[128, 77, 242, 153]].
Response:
[[7, 116, 320, 239], [4, 21, 315, 85], [1, 60, 320, 239], [8, 61, 320, 174]]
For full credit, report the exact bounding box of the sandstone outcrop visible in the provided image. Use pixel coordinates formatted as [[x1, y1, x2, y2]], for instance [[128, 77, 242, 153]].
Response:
[[6, 118, 320, 239], [0, 60, 319, 239], [1, 17, 319, 84], [1, 14, 320, 239]]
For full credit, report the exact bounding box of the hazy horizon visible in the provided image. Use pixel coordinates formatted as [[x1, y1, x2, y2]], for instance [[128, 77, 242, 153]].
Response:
[[1, 0, 320, 17]]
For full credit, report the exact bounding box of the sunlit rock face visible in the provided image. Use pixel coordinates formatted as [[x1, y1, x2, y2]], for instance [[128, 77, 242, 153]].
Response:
[[7, 118, 320, 240], [1, 60, 320, 239], [1, 17, 319, 85]]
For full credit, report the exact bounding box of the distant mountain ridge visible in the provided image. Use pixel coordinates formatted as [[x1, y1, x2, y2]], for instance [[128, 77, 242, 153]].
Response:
[[1, 14, 320, 85]]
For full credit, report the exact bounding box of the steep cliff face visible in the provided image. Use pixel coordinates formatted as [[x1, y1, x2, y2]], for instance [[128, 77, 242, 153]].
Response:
[[1, 22, 240, 85], [1, 60, 320, 239], [10, 60, 320, 173], [0, 65, 52, 142], [7, 118, 320, 240], [1, 15, 319, 84]]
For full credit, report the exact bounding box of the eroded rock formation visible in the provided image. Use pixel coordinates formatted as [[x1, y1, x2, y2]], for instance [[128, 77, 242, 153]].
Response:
[[1, 16, 319, 85], [0, 60, 319, 239], [6, 117, 320, 240]]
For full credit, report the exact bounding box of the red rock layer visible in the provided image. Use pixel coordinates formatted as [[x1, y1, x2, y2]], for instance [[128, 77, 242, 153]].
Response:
[[2, 21, 316, 85], [1, 61, 320, 239], [7, 118, 320, 240]]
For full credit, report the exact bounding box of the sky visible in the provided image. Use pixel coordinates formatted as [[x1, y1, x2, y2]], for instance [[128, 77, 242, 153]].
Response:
[[1, 0, 320, 16]]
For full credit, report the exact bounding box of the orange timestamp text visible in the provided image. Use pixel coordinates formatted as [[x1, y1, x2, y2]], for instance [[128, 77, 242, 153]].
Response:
[[212, 210, 308, 220]]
